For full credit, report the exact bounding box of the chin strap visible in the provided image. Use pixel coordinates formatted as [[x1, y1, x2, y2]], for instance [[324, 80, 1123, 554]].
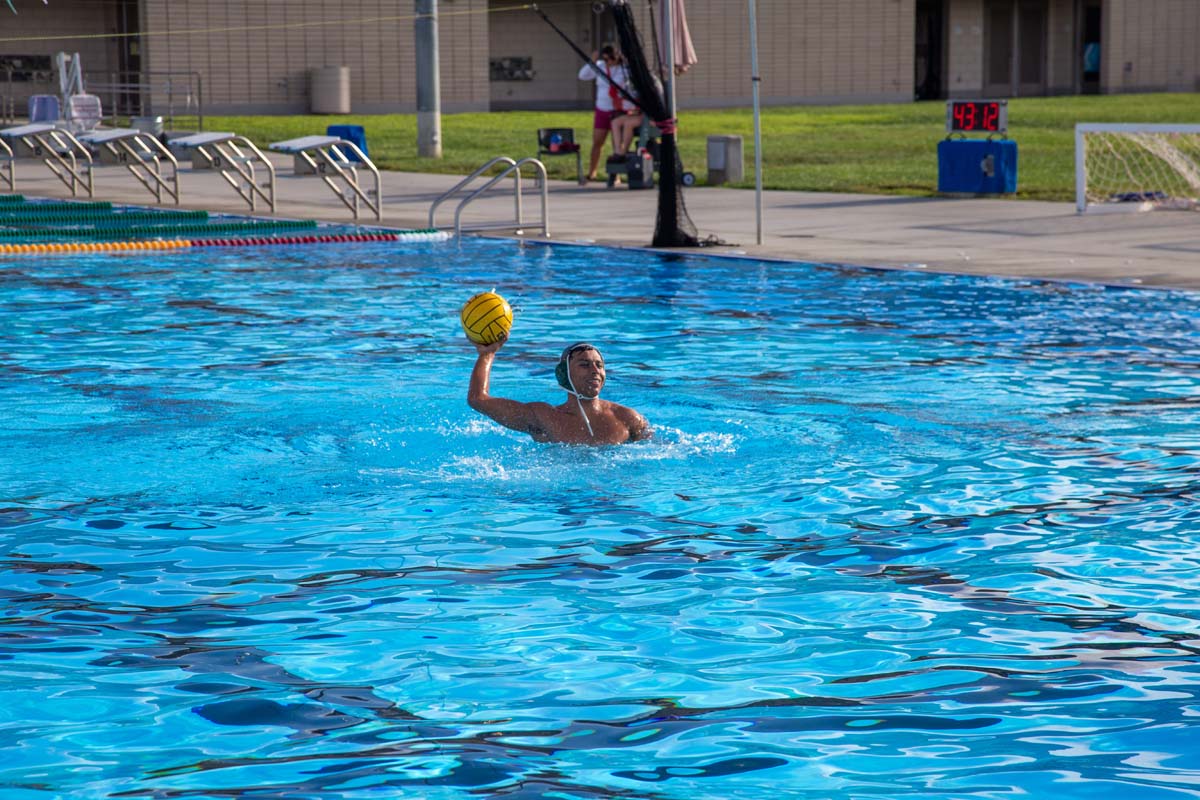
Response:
[[566, 376, 596, 438]]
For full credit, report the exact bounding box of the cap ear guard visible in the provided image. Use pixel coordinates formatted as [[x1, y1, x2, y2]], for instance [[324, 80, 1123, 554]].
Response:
[[555, 359, 571, 390]]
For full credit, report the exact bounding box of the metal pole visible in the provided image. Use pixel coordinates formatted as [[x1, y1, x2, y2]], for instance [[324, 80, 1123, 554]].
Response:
[[1074, 123, 1086, 214], [749, 0, 763, 244], [663, 0, 676, 119], [415, 0, 442, 158]]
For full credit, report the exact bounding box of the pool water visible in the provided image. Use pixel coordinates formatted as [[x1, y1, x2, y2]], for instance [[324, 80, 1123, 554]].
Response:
[[3, 238, 1200, 799]]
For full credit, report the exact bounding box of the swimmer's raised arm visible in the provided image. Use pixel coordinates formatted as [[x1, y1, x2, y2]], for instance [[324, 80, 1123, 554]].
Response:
[[467, 334, 549, 437]]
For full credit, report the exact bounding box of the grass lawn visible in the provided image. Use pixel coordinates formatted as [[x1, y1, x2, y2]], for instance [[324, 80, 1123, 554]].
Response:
[[201, 93, 1200, 202]]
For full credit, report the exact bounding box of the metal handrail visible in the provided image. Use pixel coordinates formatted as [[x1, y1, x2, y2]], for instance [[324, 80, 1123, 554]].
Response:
[[0, 137, 12, 191], [268, 135, 382, 221], [90, 70, 204, 130], [452, 157, 549, 238], [2, 125, 94, 197], [43, 127, 94, 198], [314, 141, 381, 221], [428, 156, 518, 229], [0, 69, 204, 132], [214, 135, 275, 213], [98, 131, 180, 205]]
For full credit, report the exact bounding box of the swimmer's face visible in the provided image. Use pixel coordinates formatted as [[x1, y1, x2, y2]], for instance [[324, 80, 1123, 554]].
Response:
[[569, 348, 605, 396]]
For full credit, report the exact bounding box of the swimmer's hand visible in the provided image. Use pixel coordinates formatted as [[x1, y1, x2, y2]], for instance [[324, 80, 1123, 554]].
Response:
[[474, 331, 507, 356]]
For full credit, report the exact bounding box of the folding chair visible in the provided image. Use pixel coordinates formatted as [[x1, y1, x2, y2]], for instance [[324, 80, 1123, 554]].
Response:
[[536, 127, 582, 185]]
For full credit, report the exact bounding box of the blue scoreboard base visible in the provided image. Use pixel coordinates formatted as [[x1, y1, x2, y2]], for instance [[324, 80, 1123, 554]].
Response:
[[937, 139, 1018, 194]]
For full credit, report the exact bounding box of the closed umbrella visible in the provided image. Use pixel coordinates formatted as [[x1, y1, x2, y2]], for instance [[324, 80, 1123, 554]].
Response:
[[657, 0, 698, 76]]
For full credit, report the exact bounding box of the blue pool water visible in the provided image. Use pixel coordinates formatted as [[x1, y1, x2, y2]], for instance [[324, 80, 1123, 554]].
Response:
[[3, 237, 1200, 799]]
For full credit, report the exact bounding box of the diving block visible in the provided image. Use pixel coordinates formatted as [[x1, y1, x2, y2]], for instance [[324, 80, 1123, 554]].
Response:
[[171, 132, 275, 213], [77, 128, 179, 206], [0, 123, 94, 197], [269, 135, 382, 221]]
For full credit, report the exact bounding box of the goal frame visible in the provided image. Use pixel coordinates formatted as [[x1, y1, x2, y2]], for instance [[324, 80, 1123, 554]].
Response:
[[1075, 123, 1200, 213]]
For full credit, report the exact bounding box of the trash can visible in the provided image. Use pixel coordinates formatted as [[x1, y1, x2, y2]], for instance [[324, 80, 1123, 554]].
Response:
[[706, 135, 744, 185], [326, 124, 367, 163], [132, 115, 164, 137], [311, 66, 351, 114]]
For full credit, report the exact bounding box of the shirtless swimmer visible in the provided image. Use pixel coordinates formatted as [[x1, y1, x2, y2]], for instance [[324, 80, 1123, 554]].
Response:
[[468, 335, 651, 445]]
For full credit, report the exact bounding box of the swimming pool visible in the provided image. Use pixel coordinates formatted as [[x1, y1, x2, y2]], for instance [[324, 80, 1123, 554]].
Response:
[[3, 237, 1200, 799]]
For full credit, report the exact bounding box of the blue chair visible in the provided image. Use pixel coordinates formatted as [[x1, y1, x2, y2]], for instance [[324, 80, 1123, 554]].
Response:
[[28, 95, 60, 123], [326, 124, 367, 163]]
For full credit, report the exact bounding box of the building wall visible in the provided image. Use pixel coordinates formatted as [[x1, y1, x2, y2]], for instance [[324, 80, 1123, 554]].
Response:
[[946, 0, 985, 97], [0, 2, 122, 112], [1045, 0, 1077, 95], [139, 0, 488, 114], [486, 0, 916, 110], [1102, 0, 1200, 93], [487, 0, 591, 110], [4, 0, 1200, 118], [675, 0, 915, 107], [945, 0, 1082, 99]]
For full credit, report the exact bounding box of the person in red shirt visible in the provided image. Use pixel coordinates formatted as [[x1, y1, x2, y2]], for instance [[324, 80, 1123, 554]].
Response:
[[577, 46, 630, 182]]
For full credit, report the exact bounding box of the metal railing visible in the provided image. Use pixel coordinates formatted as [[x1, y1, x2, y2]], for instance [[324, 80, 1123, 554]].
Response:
[[429, 156, 550, 238], [1, 69, 204, 131], [176, 133, 276, 213], [88, 70, 204, 130], [79, 129, 179, 205], [0, 124, 94, 198], [0, 136, 13, 191], [269, 136, 382, 221]]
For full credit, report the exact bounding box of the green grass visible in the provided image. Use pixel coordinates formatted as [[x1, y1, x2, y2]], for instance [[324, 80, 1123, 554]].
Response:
[[197, 93, 1200, 202]]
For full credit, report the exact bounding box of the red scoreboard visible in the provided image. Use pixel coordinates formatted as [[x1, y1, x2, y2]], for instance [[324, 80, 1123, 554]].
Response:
[[945, 100, 1008, 135]]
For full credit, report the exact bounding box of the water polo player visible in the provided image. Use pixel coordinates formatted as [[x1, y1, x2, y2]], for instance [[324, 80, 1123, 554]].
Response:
[[467, 335, 651, 445]]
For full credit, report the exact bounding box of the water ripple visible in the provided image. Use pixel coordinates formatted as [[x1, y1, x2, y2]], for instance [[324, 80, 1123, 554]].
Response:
[[4, 240, 1200, 798]]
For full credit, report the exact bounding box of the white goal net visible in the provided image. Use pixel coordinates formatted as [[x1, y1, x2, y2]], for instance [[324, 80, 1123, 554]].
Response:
[[1075, 123, 1200, 213]]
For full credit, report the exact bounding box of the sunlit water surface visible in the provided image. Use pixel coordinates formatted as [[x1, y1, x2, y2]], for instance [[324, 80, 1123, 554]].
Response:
[[3, 238, 1200, 799]]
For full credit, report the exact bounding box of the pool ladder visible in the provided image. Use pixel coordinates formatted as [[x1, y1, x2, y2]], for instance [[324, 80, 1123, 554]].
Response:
[[428, 156, 549, 238]]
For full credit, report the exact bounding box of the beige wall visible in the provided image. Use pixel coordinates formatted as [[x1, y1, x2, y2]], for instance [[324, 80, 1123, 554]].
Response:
[[946, 0, 985, 97], [675, 0, 915, 107], [4, 0, 1200, 118], [1102, 0, 1200, 93], [0, 1, 121, 112], [487, 0, 916, 110], [140, 0, 488, 114], [1045, 0, 1077, 94], [487, 0, 591, 110], [946, 0, 1084, 98]]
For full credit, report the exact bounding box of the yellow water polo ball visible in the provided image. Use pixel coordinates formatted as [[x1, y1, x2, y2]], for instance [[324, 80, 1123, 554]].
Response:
[[460, 291, 513, 346]]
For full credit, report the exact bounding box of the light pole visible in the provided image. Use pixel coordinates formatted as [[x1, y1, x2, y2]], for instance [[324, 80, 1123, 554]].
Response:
[[749, 0, 763, 245], [415, 0, 442, 158]]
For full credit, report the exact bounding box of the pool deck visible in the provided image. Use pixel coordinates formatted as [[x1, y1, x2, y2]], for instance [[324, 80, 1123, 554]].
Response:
[[9, 149, 1200, 290]]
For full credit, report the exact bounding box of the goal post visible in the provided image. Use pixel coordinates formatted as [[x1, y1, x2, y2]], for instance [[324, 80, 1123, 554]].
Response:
[[1075, 123, 1200, 213]]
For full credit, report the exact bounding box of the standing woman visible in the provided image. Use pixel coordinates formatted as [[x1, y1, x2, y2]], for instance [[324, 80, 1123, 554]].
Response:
[[577, 45, 628, 183]]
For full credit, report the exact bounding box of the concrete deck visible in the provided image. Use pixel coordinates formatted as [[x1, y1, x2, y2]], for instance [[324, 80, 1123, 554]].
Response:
[[6, 148, 1199, 290]]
